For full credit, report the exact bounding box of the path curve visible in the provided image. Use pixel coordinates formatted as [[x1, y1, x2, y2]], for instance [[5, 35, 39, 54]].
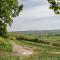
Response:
[[12, 42, 33, 56]]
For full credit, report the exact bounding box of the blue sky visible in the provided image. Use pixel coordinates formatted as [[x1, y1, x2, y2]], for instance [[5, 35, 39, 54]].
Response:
[[8, 0, 60, 31]]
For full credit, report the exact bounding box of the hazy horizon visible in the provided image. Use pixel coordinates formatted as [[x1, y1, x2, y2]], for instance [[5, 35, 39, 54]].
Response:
[[8, 0, 60, 31]]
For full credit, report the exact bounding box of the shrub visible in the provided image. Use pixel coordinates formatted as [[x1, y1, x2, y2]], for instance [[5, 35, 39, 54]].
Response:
[[16, 36, 50, 44], [0, 37, 12, 52], [52, 42, 60, 47], [33, 38, 38, 42], [39, 40, 49, 44]]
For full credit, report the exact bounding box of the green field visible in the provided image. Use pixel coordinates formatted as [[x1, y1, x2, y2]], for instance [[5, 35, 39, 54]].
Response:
[[1, 32, 60, 60]]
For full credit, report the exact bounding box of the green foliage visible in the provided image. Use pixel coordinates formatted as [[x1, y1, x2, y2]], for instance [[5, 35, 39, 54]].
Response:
[[0, 0, 23, 37], [48, 0, 60, 14], [0, 37, 12, 52], [16, 35, 50, 45]]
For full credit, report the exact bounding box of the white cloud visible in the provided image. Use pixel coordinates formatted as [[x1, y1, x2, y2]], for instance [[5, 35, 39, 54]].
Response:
[[19, 5, 54, 19], [8, 0, 60, 31]]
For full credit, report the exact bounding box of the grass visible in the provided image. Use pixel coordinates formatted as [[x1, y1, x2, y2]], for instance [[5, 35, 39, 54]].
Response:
[[1, 34, 60, 60], [15, 35, 60, 60], [14, 40, 60, 60], [0, 37, 12, 52]]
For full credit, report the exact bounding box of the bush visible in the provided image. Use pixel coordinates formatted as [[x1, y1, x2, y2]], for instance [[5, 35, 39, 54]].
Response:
[[0, 37, 12, 52], [31, 38, 39, 42], [16, 36, 50, 45], [39, 40, 49, 44], [52, 42, 60, 47]]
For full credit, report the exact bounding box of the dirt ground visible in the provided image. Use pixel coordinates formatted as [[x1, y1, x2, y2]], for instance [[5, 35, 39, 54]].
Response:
[[12, 42, 33, 56]]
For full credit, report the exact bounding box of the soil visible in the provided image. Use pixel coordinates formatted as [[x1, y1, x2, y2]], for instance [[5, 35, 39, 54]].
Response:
[[12, 42, 33, 56]]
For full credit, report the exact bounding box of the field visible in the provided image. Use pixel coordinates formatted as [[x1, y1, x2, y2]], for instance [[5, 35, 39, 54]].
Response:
[[0, 31, 60, 60]]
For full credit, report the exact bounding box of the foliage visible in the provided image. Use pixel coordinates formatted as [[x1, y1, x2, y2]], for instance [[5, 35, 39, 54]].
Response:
[[0, 0, 23, 37], [16, 35, 50, 44], [48, 0, 60, 14], [0, 37, 12, 52]]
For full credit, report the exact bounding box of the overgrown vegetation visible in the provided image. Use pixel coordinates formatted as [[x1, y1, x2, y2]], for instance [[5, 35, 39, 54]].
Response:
[[0, 37, 12, 52], [16, 35, 50, 45]]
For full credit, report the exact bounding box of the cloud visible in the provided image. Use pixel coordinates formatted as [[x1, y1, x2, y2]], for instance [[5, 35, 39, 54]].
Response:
[[8, 15, 60, 31], [22, 0, 49, 9], [8, 0, 60, 31], [19, 5, 54, 19]]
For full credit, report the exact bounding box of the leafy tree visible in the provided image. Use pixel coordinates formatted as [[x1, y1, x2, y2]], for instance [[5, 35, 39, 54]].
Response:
[[48, 0, 60, 14], [0, 0, 23, 38]]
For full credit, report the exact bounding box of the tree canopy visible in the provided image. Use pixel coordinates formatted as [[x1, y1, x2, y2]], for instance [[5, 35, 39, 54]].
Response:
[[0, 0, 23, 38], [48, 0, 60, 14]]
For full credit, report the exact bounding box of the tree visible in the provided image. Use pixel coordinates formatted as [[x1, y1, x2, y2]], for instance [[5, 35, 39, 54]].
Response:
[[48, 0, 60, 14], [0, 0, 23, 38]]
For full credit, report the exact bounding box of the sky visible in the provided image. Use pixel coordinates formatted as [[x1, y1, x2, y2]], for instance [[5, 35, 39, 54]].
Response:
[[8, 0, 60, 31]]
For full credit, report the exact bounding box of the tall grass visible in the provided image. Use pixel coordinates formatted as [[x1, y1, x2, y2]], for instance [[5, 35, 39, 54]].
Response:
[[0, 37, 12, 52]]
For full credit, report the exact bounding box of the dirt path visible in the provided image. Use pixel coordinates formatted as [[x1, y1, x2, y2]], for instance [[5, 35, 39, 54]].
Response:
[[12, 42, 33, 56]]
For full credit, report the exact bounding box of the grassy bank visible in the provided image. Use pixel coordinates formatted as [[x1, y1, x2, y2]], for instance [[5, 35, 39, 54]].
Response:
[[0, 37, 12, 52]]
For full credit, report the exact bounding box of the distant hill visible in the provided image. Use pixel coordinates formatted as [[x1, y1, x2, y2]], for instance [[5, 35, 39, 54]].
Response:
[[11, 29, 60, 36]]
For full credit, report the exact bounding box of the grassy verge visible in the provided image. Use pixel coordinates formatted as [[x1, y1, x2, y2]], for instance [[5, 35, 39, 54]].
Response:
[[0, 37, 12, 52]]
